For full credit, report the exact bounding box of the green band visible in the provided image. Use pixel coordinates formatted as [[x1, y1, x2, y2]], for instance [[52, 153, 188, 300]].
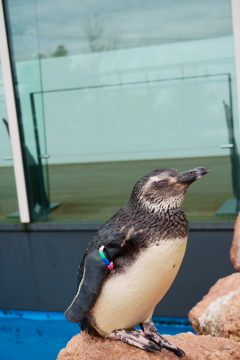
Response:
[[99, 251, 105, 259]]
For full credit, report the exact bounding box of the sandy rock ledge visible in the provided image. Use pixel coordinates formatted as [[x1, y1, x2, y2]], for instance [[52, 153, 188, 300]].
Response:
[[230, 212, 240, 271], [189, 273, 240, 341], [57, 331, 240, 360]]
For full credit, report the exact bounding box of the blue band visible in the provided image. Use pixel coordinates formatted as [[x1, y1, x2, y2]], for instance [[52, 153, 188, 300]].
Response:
[[103, 258, 111, 266]]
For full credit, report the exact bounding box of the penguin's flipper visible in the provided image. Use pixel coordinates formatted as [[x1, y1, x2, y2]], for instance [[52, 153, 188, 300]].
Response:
[[64, 248, 108, 322]]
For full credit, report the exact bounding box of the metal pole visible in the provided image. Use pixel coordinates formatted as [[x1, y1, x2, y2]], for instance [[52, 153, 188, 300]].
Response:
[[0, 0, 30, 223], [231, 0, 240, 143]]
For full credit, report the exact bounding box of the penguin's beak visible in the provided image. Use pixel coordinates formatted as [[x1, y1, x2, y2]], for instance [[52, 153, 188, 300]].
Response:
[[177, 167, 209, 185]]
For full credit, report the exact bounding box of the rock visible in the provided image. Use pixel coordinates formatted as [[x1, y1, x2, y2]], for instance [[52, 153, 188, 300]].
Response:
[[57, 331, 240, 360], [230, 212, 240, 271], [189, 272, 240, 340]]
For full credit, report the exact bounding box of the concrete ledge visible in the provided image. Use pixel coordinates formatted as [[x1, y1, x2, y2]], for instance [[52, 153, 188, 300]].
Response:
[[189, 221, 235, 230], [0, 223, 26, 231], [0, 221, 235, 231]]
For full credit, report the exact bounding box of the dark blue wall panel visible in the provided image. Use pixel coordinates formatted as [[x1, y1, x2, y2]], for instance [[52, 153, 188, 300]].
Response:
[[0, 224, 235, 317]]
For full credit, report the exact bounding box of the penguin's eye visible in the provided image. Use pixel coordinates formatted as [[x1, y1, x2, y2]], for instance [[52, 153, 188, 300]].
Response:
[[153, 180, 168, 188]]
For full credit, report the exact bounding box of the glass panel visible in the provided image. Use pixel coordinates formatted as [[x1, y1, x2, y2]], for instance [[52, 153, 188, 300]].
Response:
[[0, 64, 19, 221], [4, 0, 51, 220], [37, 0, 237, 222], [4, 0, 239, 222], [42, 73, 238, 221]]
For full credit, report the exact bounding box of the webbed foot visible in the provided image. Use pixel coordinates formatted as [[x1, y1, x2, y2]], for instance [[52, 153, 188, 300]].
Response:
[[108, 329, 162, 353], [140, 319, 185, 357]]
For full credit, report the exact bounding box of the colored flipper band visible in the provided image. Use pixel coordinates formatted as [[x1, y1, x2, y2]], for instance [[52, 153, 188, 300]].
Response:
[[99, 246, 114, 269]]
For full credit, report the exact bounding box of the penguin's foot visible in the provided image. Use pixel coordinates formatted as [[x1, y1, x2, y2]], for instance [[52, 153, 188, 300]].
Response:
[[108, 329, 162, 353], [140, 320, 185, 357]]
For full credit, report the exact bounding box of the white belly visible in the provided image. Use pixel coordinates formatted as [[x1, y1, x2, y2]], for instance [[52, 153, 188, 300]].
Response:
[[92, 237, 188, 336]]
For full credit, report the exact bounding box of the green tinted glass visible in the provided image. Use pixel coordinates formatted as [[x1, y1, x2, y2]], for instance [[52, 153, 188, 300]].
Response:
[[4, 0, 51, 221], [0, 67, 19, 221], [3, 0, 239, 222]]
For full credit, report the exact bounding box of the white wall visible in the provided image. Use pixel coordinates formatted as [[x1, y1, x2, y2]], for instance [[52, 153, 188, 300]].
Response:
[[0, 36, 238, 166]]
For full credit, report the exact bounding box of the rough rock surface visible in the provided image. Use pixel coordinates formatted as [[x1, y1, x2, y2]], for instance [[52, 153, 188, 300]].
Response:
[[230, 212, 240, 271], [189, 272, 240, 340], [57, 331, 240, 360]]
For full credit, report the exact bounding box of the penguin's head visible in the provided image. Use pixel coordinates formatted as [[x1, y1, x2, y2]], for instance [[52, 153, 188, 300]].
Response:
[[131, 167, 209, 212]]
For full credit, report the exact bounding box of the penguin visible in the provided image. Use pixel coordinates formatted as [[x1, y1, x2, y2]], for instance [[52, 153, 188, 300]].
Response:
[[65, 166, 209, 356]]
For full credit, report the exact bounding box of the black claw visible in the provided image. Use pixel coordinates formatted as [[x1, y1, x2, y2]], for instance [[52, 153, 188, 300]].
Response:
[[149, 342, 161, 351], [173, 347, 185, 357], [145, 333, 154, 340], [146, 336, 163, 350], [143, 345, 155, 353]]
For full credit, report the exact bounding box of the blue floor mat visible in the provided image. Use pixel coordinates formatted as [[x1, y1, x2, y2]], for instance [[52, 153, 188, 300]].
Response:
[[0, 309, 195, 360]]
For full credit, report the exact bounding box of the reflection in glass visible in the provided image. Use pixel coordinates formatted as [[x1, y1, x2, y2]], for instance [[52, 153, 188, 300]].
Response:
[[2, 0, 239, 221], [0, 68, 18, 220], [4, 0, 53, 220], [13, 0, 233, 60]]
